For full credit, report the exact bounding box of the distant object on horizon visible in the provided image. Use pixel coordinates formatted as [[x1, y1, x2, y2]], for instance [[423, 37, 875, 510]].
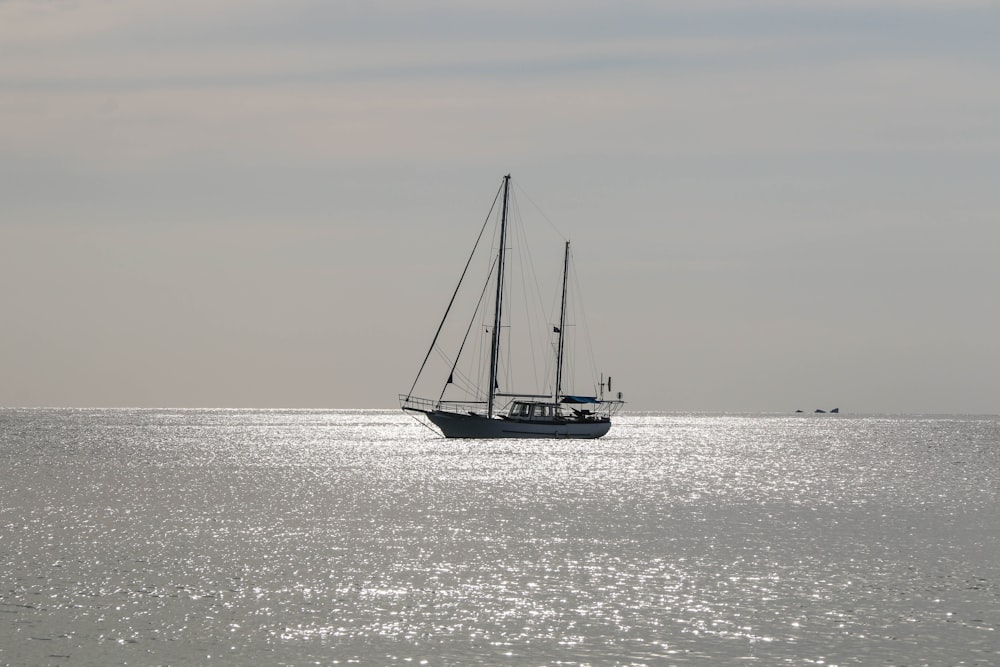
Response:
[[796, 408, 840, 414]]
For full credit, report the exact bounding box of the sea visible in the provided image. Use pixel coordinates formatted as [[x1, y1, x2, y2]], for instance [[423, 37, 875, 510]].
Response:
[[1, 409, 998, 666]]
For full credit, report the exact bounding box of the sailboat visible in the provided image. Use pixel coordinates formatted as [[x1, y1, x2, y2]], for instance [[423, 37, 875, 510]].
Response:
[[399, 174, 624, 438]]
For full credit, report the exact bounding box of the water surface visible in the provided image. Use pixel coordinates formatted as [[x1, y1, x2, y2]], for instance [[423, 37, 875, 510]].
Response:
[[2, 409, 998, 665]]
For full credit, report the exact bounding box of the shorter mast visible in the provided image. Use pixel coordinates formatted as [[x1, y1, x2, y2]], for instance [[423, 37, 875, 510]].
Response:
[[554, 241, 570, 401]]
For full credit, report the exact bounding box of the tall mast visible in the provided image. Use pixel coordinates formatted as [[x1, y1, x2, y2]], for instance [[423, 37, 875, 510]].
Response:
[[554, 241, 570, 401], [487, 174, 511, 418]]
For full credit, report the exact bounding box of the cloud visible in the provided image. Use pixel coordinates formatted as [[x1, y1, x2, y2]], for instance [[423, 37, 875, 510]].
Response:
[[3, 41, 996, 172]]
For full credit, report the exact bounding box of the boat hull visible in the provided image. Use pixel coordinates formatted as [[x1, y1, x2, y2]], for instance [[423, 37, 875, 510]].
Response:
[[425, 410, 611, 439]]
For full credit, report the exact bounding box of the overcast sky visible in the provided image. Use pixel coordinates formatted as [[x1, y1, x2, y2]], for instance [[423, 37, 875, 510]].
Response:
[[2, 0, 998, 413]]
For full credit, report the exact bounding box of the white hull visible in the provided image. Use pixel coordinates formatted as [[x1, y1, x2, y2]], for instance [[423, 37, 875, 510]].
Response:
[[425, 410, 611, 439]]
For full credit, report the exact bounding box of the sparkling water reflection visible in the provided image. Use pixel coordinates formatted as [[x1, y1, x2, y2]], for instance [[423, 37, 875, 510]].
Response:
[[1, 409, 998, 665]]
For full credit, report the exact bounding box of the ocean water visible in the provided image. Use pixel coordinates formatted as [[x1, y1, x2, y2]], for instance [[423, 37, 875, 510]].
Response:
[[1, 409, 998, 666]]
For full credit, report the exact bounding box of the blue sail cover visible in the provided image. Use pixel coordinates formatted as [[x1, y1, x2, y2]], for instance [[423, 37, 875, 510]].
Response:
[[561, 395, 599, 404]]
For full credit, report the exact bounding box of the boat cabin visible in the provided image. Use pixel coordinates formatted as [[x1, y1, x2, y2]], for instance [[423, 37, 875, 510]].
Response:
[[507, 401, 562, 421], [505, 399, 606, 424]]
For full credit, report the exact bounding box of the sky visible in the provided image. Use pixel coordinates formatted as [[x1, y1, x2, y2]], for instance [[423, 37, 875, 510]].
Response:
[[2, 0, 999, 413]]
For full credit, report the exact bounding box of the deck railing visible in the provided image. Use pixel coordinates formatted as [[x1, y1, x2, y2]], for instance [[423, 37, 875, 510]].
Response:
[[399, 395, 489, 415]]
